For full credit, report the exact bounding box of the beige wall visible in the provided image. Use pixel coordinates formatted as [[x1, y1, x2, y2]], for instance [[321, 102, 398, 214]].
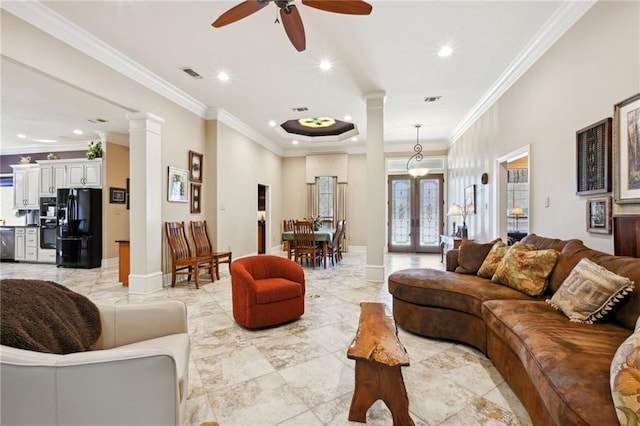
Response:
[[448, 1, 640, 253], [104, 142, 130, 259], [216, 122, 283, 257]]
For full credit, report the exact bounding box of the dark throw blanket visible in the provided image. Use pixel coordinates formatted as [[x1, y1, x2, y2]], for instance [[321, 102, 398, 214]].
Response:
[[1, 279, 102, 354]]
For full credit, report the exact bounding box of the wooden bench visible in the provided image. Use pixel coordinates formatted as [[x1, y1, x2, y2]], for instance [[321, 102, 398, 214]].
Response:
[[347, 302, 414, 425]]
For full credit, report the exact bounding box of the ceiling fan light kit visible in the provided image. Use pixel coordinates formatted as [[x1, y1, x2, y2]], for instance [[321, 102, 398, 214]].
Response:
[[212, 0, 373, 52]]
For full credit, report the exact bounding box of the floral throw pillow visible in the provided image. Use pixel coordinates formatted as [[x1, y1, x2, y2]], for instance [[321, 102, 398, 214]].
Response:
[[611, 317, 640, 425], [477, 241, 509, 278], [491, 244, 559, 296], [546, 257, 634, 324]]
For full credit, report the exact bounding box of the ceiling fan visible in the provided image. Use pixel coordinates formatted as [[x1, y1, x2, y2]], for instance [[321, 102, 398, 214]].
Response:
[[211, 0, 373, 52]]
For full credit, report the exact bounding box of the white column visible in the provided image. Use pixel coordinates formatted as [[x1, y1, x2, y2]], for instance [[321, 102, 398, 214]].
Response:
[[126, 112, 164, 294], [364, 91, 386, 282]]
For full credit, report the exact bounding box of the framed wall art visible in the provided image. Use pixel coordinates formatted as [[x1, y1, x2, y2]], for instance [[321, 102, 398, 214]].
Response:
[[190, 184, 201, 214], [576, 117, 612, 195], [586, 196, 611, 234], [168, 166, 189, 203], [464, 184, 476, 214], [614, 93, 640, 204], [109, 187, 126, 204], [189, 150, 203, 183]]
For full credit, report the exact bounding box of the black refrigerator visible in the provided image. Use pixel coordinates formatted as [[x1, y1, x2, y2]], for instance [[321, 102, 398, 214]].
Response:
[[56, 188, 102, 268]]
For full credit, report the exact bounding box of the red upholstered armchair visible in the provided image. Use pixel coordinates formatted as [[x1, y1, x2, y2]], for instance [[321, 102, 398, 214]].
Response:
[[230, 255, 305, 329]]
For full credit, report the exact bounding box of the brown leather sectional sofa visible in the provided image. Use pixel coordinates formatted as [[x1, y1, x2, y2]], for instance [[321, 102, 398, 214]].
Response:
[[388, 234, 640, 426]]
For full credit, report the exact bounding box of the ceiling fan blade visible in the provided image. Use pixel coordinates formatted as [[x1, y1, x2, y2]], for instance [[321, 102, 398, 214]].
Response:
[[280, 5, 306, 52], [212, 0, 269, 28], [301, 0, 372, 15]]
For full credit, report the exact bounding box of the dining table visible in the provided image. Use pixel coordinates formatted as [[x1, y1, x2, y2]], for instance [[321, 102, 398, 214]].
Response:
[[282, 229, 334, 269]]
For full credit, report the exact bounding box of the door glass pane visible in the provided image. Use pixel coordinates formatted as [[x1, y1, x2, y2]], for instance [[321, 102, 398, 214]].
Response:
[[391, 179, 411, 246], [419, 178, 440, 246]]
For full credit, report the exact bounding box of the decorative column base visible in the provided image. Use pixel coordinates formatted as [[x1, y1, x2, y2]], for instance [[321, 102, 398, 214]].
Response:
[[128, 272, 163, 295], [365, 264, 385, 283]]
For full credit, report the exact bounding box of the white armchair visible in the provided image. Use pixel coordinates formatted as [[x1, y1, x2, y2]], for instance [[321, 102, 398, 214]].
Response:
[[0, 300, 190, 426]]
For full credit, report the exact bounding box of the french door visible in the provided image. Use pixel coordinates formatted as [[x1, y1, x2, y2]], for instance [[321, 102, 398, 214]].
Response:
[[388, 174, 443, 253]]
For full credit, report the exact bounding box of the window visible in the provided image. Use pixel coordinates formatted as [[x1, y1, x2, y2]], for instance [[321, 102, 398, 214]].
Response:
[[317, 176, 335, 220]]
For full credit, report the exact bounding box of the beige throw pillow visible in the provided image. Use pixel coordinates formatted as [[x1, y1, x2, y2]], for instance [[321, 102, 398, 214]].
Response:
[[477, 241, 509, 278], [491, 244, 559, 296], [546, 258, 635, 324], [611, 317, 640, 425]]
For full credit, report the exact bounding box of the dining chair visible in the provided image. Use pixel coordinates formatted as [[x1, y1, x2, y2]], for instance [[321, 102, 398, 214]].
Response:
[[189, 220, 232, 281], [165, 221, 214, 289], [326, 220, 344, 266], [337, 219, 347, 261], [283, 219, 296, 259], [293, 220, 323, 269]]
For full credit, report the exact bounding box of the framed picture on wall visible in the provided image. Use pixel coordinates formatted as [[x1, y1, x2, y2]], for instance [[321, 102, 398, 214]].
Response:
[[576, 117, 612, 195], [189, 151, 203, 183], [586, 196, 611, 234], [190, 184, 201, 214], [168, 166, 189, 203], [464, 184, 476, 214], [614, 93, 640, 204], [109, 187, 126, 204]]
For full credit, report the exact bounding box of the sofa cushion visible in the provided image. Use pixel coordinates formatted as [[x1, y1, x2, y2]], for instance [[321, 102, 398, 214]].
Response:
[[611, 317, 640, 426], [491, 245, 559, 297], [0, 279, 101, 355], [483, 299, 629, 425], [388, 268, 532, 319], [520, 233, 580, 252], [547, 257, 634, 324], [477, 240, 509, 278], [455, 239, 500, 275], [254, 278, 304, 304]]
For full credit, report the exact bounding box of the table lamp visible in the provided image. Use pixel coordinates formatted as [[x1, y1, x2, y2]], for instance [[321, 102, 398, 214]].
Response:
[[447, 204, 463, 236], [511, 207, 524, 231]]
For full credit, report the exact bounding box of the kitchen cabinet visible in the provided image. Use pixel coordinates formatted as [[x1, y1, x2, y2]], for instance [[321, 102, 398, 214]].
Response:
[[14, 227, 38, 262], [67, 159, 102, 188], [14, 228, 25, 261], [11, 164, 40, 209], [25, 228, 38, 261], [39, 161, 67, 195]]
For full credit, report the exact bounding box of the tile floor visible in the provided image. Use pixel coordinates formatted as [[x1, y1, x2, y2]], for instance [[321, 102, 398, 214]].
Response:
[[0, 250, 532, 426]]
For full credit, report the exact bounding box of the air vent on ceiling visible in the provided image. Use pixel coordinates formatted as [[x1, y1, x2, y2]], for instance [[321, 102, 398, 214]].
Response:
[[88, 118, 109, 123], [424, 96, 442, 103], [291, 107, 309, 112], [181, 67, 203, 79]]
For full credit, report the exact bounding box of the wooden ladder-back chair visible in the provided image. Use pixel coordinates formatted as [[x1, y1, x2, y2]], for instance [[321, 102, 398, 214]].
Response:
[[337, 220, 347, 261], [165, 221, 214, 289], [190, 220, 232, 280], [293, 220, 323, 269], [326, 220, 344, 266], [283, 219, 295, 259]]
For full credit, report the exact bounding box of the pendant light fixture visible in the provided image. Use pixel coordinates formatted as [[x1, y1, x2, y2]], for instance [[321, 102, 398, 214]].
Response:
[[407, 124, 429, 177]]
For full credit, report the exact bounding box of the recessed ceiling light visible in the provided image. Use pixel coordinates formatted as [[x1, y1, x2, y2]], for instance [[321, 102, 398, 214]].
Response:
[[344, 115, 352, 121], [292, 140, 299, 145], [268, 120, 277, 127], [438, 46, 453, 57], [319, 60, 332, 71], [217, 72, 230, 82], [351, 137, 358, 142], [16, 134, 26, 139], [33, 139, 57, 143], [73, 129, 83, 135]]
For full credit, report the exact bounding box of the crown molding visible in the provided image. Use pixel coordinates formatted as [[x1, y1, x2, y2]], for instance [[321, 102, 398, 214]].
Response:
[[2, 1, 208, 118], [207, 108, 284, 157], [448, 1, 596, 145]]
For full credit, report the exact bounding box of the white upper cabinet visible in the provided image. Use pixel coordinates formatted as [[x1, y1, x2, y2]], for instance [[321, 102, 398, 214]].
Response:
[[39, 161, 67, 196], [11, 164, 40, 209], [66, 159, 102, 188]]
